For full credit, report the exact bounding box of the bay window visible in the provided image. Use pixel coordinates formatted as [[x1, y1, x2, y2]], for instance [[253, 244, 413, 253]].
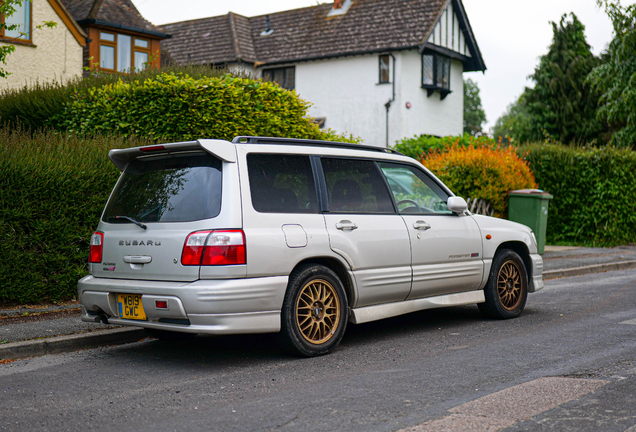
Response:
[[422, 53, 451, 99], [99, 31, 151, 72]]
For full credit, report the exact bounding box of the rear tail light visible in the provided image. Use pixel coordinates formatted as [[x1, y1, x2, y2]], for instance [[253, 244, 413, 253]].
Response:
[[89, 232, 104, 263], [181, 231, 212, 265], [181, 230, 246, 266]]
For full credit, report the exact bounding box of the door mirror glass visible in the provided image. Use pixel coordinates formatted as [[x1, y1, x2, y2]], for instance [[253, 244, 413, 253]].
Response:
[[447, 196, 468, 213]]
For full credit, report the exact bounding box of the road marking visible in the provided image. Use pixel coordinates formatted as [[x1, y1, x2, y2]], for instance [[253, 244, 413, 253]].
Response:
[[400, 377, 608, 432], [620, 318, 636, 325]]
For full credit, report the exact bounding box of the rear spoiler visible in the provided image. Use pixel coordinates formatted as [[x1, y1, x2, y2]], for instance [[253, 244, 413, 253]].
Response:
[[108, 139, 237, 171]]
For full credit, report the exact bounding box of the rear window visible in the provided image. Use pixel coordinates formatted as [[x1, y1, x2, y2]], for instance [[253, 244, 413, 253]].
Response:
[[247, 153, 319, 213], [103, 152, 222, 223]]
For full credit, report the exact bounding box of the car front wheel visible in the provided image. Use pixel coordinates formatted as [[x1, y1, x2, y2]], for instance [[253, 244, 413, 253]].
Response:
[[278, 264, 348, 357], [478, 249, 528, 319]]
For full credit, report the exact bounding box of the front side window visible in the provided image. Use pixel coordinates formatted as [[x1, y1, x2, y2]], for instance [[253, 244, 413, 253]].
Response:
[[321, 158, 394, 214], [262, 67, 296, 90], [247, 154, 318, 213], [422, 53, 451, 98], [103, 153, 223, 223], [3, 0, 30, 40], [378, 162, 452, 215]]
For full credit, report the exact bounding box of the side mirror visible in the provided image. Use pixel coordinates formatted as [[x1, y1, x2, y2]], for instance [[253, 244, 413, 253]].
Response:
[[447, 196, 468, 213]]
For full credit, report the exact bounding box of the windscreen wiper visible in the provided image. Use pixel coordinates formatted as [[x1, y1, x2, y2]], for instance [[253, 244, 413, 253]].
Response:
[[107, 216, 147, 230]]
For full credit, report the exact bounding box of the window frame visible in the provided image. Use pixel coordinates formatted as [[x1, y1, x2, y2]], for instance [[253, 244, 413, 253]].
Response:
[[378, 54, 391, 84], [421, 52, 452, 99], [98, 32, 153, 73], [0, 0, 32, 44], [262, 66, 296, 90]]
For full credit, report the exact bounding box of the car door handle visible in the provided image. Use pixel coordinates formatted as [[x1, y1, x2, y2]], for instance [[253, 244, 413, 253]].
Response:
[[413, 221, 431, 231], [124, 255, 152, 264], [336, 221, 358, 231]]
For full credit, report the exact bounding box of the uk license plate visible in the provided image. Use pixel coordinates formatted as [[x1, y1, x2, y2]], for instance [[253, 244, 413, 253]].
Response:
[[117, 294, 146, 320]]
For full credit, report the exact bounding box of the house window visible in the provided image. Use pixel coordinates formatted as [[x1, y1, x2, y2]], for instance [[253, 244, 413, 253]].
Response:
[[2, 0, 31, 41], [379, 55, 390, 84], [99, 32, 152, 72], [422, 53, 451, 98], [263, 67, 295, 90]]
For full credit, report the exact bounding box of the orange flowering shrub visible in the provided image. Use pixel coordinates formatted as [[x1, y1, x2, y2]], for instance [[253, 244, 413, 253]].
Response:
[[421, 142, 538, 218]]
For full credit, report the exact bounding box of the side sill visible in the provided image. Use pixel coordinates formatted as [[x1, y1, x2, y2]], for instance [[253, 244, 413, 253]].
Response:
[[350, 290, 485, 325]]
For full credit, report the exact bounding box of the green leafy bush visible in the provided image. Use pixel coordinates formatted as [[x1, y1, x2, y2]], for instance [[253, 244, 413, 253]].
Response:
[[0, 129, 150, 305], [61, 72, 355, 143], [422, 143, 538, 217], [0, 65, 247, 131], [393, 133, 497, 159], [522, 144, 636, 246]]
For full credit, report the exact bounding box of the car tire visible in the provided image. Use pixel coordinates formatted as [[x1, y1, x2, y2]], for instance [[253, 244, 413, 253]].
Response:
[[478, 249, 528, 319], [278, 264, 348, 357], [145, 328, 197, 342]]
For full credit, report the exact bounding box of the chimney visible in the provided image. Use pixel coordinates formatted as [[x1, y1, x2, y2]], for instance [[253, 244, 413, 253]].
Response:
[[328, 0, 353, 16], [261, 15, 274, 36]]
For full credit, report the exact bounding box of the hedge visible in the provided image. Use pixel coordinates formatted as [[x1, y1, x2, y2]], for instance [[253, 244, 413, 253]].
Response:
[[393, 133, 497, 159], [0, 130, 150, 305], [522, 144, 636, 246]]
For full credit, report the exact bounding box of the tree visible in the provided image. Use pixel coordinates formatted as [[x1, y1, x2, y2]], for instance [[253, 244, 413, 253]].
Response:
[[0, 1, 56, 78], [524, 13, 604, 144], [463, 77, 486, 135], [588, 1, 636, 147], [492, 93, 533, 143]]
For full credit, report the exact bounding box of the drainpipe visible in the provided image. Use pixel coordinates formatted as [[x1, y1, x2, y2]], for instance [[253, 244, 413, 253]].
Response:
[[384, 53, 396, 148]]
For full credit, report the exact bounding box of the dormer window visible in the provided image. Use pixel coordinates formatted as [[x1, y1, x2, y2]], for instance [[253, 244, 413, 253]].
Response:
[[422, 53, 451, 99]]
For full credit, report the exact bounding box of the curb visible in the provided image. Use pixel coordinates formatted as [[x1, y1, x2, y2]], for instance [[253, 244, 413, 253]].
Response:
[[0, 327, 147, 360], [543, 260, 636, 280]]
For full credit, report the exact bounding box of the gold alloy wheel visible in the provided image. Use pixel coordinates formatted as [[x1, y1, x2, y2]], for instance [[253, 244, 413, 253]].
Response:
[[296, 279, 341, 345], [497, 260, 523, 310]]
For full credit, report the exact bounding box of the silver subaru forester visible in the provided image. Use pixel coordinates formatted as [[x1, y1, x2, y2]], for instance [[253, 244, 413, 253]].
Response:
[[78, 136, 544, 356]]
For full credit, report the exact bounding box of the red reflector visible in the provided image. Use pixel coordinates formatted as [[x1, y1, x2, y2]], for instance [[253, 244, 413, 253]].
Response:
[[155, 300, 168, 309], [140, 145, 165, 152], [89, 232, 104, 263]]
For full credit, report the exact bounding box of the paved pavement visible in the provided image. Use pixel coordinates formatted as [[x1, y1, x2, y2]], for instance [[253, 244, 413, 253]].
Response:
[[0, 245, 635, 360]]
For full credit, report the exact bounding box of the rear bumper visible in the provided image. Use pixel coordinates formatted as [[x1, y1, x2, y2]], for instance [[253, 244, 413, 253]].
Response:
[[77, 275, 288, 334], [529, 253, 544, 292]]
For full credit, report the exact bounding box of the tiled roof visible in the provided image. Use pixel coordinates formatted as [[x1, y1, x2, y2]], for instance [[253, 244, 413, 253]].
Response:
[[60, 0, 168, 37], [161, 0, 484, 71]]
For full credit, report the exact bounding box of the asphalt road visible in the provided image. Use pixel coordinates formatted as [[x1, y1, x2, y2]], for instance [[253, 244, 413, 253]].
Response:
[[1, 270, 636, 432]]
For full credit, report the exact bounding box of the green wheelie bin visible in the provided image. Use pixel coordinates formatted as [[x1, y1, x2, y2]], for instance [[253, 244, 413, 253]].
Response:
[[507, 189, 553, 254]]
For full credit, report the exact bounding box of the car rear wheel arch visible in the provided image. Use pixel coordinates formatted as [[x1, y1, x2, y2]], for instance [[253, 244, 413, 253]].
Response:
[[290, 257, 354, 309]]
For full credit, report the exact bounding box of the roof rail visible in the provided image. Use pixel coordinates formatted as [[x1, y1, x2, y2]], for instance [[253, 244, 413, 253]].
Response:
[[231, 136, 404, 155]]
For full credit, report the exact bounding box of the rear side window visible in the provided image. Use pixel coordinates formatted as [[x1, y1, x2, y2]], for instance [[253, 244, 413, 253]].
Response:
[[247, 153, 319, 213], [103, 152, 222, 223], [321, 158, 395, 214]]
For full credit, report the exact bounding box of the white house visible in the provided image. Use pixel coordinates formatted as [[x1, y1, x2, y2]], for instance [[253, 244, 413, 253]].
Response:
[[161, 0, 486, 148]]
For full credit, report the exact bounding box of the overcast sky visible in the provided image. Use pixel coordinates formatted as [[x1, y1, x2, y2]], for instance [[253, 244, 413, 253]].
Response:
[[131, 0, 632, 132]]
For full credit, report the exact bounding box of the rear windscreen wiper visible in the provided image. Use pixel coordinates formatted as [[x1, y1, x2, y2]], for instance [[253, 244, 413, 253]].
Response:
[[107, 216, 147, 230]]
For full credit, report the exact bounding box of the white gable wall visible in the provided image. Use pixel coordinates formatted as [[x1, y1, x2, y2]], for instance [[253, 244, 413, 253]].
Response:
[[295, 54, 391, 147], [397, 50, 464, 141], [293, 50, 464, 148]]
